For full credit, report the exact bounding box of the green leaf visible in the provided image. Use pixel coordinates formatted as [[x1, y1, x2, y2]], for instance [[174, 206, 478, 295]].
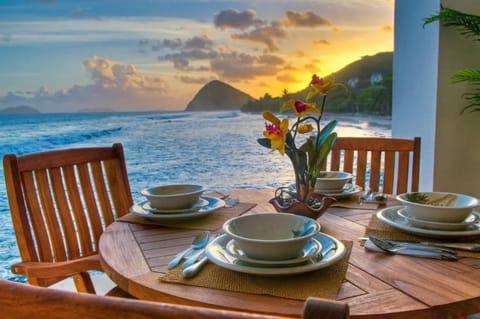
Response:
[[311, 132, 338, 178], [257, 138, 271, 149], [450, 68, 480, 85], [315, 120, 337, 148], [423, 7, 480, 41]]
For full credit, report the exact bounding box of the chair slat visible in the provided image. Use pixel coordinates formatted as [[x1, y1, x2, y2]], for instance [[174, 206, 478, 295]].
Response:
[[21, 171, 52, 262], [382, 152, 396, 194], [35, 169, 67, 262], [49, 167, 81, 259], [396, 151, 410, 194], [77, 163, 103, 246], [63, 165, 94, 256], [356, 151, 367, 190], [91, 161, 115, 227], [330, 149, 341, 171], [369, 151, 381, 192], [343, 150, 354, 172], [105, 159, 132, 218]]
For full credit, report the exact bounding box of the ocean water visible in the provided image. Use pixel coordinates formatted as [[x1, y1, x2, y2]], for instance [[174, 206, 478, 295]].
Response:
[[0, 111, 391, 281]]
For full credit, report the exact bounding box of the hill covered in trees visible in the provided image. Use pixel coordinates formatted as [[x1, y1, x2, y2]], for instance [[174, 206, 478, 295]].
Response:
[[242, 51, 393, 116]]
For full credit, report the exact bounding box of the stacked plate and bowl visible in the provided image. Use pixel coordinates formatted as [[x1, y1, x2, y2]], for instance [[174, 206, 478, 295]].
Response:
[[130, 184, 225, 223], [377, 191, 480, 237], [314, 171, 361, 199], [204, 213, 346, 276]]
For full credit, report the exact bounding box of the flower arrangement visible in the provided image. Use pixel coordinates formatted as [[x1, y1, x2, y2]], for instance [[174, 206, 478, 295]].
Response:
[[258, 74, 345, 212]]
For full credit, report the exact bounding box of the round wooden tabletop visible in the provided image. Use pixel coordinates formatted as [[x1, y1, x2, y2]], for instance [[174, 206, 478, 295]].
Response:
[[99, 189, 480, 319]]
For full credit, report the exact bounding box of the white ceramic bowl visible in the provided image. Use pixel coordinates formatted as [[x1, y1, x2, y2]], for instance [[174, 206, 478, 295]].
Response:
[[222, 213, 320, 260], [141, 184, 205, 210], [314, 171, 353, 193], [396, 192, 480, 223]]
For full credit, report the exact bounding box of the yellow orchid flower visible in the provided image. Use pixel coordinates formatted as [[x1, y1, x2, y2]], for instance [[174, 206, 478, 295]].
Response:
[[306, 74, 343, 100], [280, 100, 320, 117], [297, 123, 313, 134], [262, 111, 289, 155]]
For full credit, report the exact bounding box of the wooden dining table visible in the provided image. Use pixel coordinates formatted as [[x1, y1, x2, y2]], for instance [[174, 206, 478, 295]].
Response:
[[99, 189, 480, 319]]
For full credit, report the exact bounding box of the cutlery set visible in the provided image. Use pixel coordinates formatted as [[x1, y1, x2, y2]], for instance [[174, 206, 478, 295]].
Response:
[[365, 235, 480, 260], [366, 236, 458, 260], [167, 231, 218, 278]]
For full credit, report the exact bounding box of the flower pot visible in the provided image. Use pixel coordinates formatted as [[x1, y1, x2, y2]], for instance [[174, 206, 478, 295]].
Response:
[[269, 194, 336, 220]]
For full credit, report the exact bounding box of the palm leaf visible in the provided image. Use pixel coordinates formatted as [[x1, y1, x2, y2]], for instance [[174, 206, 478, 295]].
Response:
[[423, 7, 480, 41], [450, 68, 480, 84]]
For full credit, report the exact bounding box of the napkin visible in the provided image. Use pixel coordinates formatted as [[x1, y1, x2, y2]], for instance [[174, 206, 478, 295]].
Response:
[[117, 202, 256, 231], [365, 214, 480, 259], [159, 241, 352, 301]]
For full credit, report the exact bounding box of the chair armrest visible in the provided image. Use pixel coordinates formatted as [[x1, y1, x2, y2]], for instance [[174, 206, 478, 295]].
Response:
[[12, 254, 102, 279]]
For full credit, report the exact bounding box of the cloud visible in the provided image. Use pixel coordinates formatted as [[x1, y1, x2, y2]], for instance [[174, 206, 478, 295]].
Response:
[[83, 56, 167, 92], [230, 21, 287, 52], [381, 24, 392, 32], [277, 73, 299, 83], [210, 51, 284, 79], [155, 35, 218, 70], [178, 75, 217, 84], [283, 10, 331, 28], [313, 39, 331, 45], [213, 9, 264, 30], [0, 57, 188, 112]]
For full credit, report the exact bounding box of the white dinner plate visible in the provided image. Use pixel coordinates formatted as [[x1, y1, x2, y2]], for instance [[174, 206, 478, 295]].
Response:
[[225, 238, 322, 267], [205, 233, 345, 276], [130, 196, 225, 223], [376, 206, 480, 238], [397, 208, 480, 231], [142, 198, 209, 214], [316, 184, 362, 199]]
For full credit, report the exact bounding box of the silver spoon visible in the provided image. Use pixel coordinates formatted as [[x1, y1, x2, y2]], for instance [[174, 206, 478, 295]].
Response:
[[167, 231, 210, 269]]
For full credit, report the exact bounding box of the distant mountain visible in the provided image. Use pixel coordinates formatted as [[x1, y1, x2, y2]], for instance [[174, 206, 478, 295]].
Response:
[[0, 105, 41, 114], [78, 107, 116, 113], [185, 80, 254, 111]]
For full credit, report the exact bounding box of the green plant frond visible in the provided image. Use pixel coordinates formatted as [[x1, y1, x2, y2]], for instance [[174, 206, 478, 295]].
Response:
[[424, 7, 480, 41], [315, 119, 337, 147], [450, 68, 480, 84], [462, 94, 480, 113], [310, 132, 337, 177]]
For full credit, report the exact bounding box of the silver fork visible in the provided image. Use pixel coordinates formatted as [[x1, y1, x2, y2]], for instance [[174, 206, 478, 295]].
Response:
[[216, 192, 238, 207]]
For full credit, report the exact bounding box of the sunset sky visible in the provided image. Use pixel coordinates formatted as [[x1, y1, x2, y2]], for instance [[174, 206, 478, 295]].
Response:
[[0, 0, 394, 113]]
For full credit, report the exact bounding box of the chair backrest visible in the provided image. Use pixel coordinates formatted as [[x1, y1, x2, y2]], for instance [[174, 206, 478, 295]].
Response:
[[0, 279, 349, 319], [325, 137, 421, 194], [3, 143, 133, 289]]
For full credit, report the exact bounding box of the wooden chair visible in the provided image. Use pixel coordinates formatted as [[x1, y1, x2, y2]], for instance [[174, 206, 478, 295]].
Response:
[[3, 143, 133, 294], [0, 278, 349, 319], [325, 137, 421, 194]]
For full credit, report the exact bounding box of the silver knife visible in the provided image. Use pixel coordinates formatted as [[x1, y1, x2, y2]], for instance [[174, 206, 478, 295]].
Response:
[[381, 238, 457, 255], [418, 241, 480, 252]]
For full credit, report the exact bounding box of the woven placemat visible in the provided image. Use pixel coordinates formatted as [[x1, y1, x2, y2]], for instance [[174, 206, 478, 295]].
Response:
[[160, 241, 352, 300], [118, 202, 256, 231], [365, 214, 480, 258]]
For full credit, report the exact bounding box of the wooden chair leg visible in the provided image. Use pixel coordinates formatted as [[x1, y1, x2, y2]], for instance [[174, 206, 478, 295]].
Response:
[[73, 272, 96, 294]]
